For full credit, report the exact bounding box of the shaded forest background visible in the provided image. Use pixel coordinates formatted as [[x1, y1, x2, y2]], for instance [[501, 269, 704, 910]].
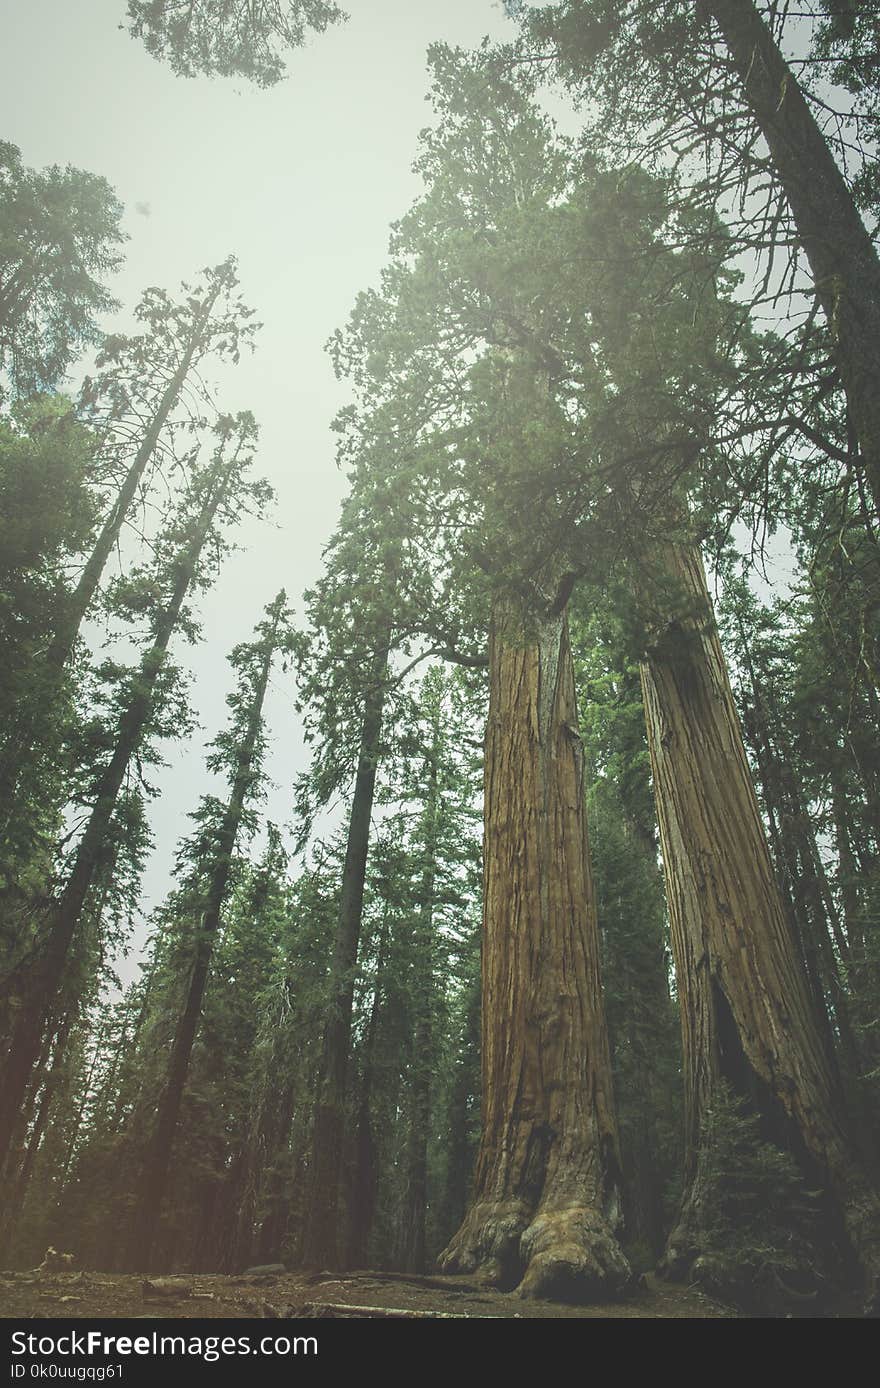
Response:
[[2, 0, 880, 1318]]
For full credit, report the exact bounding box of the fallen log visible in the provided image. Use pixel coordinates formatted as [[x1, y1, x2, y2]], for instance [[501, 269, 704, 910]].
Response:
[[299, 1301, 497, 1319]]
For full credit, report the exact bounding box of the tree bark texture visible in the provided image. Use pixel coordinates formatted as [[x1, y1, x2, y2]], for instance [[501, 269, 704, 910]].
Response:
[[639, 539, 880, 1296], [438, 599, 630, 1300]]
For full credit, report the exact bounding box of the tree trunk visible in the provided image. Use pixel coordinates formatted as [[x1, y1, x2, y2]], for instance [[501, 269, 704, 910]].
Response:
[[639, 539, 880, 1299], [0, 465, 235, 1174], [0, 281, 224, 827], [301, 638, 390, 1270], [708, 0, 880, 512], [397, 724, 442, 1275], [346, 904, 390, 1270], [438, 598, 630, 1300], [438, 973, 480, 1251], [126, 597, 284, 1271]]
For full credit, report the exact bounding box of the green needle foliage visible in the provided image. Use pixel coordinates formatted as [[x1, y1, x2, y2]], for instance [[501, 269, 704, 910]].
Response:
[[0, 142, 124, 399], [125, 0, 346, 84]]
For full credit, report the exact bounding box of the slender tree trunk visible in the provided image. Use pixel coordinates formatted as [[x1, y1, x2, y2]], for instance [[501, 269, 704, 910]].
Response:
[[438, 973, 481, 1250], [301, 638, 390, 1270], [707, 0, 880, 511], [0, 467, 235, 1174], [639, 539, 880, 1298], [347, 905, 390, 1270], [0, 1019, 65, 1256], [13, 1013, 73, 1201], [58, 1028, 104, 1188], [126, 598, 283, 1272], [397, 744, 440, 1275], [0, 282, 223, 825], [438, 598, 630, 1300], [397, 994, 432, 1274]]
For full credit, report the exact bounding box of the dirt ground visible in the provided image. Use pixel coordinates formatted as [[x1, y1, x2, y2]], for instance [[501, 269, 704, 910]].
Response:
[[0, 1266, 737, 1319]]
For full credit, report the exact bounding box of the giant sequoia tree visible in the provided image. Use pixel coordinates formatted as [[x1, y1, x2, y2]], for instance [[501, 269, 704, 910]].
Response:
[[327, 61, 644, 1295], [636, 532, 880, 1298], [329, 43, 880, 1302], [438, 592, 629, 1298]]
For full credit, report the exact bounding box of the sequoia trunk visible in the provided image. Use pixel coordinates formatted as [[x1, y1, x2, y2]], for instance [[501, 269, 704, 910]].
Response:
[[438, 598, 630, 1299], [639, 539, 880, 1297]]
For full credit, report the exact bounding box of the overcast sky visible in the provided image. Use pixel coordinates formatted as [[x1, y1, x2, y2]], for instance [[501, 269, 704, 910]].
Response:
[[1, 0, 516, 944]]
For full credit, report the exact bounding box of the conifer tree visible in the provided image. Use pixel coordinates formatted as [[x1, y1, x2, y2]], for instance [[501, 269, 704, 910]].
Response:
[[126, 589, 293, 1270], [519, 1, 880, 512], [0, 141, 124, 399], [0, 414, 271, 1175], [0, 260, 258, 848], [125, 0, 344, 84]]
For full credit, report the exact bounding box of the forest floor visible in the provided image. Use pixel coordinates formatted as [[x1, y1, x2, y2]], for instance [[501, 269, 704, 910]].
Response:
[[0, 1266, 737, 1319]]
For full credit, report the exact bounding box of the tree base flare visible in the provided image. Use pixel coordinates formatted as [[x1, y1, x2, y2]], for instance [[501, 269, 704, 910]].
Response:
[[518, 1205, 632, 1301], [660, 1204, 826, 1316], [436, 1199, 529, 1289], [438, 1199, 631, 1302]]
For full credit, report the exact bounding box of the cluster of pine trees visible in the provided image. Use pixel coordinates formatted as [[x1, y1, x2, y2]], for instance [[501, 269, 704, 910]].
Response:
[[2, 0, 880, 1317]]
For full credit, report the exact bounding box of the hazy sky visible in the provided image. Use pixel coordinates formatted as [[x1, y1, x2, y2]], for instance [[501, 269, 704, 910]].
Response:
[[1, 0, 516, 935]]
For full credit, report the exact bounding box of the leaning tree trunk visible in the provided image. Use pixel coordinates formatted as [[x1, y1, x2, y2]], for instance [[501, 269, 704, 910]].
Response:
[[639, 539, 880, 1299], [0, 281, 223, 830], [708, 0, 880, 513], [0, 465, 234, 1174], [438, 598, 630, 1300]]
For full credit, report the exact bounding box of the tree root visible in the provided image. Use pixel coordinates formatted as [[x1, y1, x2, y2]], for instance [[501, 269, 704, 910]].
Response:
[[438, 1198, 631, 1302], [517, 1205, 631, 1301], [437, 1199, 530, 1290]]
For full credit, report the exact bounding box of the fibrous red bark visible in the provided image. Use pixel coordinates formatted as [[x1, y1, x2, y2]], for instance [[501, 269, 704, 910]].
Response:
[[640, 540, 880, 1302], [439, 598, 630, 1300]]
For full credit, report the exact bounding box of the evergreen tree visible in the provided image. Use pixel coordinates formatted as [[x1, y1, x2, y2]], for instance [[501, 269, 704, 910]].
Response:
[[126, 589, 293, 1270], [518, 1, 880, 514], [0, 414, 272, 1177], [125, 0, 344, 84], [0, 141, 124, 398]]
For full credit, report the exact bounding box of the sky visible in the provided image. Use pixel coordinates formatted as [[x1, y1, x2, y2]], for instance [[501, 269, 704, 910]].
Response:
[[0, 0, 518, 941]]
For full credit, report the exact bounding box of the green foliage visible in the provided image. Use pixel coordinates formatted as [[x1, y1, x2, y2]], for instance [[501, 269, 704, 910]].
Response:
[[330, 42, 764, 647], [126, 0, 345, 85], [689, 1082, 823, 1308], [812, 1, 880, 216], [0, 141, 124, 398], [570, 597, 682, 1257], [0, 400, 102, 889], [345, 663, 483, 1269]]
